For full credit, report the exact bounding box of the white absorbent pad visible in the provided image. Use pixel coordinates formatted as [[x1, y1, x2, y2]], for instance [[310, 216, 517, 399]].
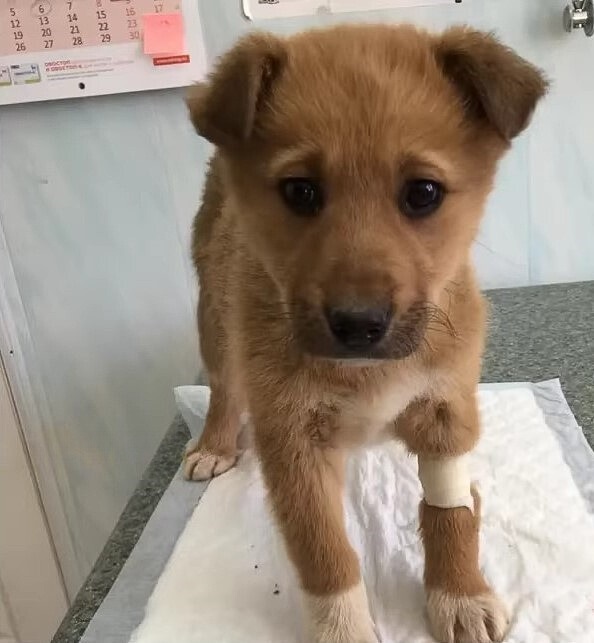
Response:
[[130, 387, 594, 643]]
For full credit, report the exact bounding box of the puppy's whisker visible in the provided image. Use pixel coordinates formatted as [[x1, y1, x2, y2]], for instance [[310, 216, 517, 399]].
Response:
[[416, 301, 459, 340]]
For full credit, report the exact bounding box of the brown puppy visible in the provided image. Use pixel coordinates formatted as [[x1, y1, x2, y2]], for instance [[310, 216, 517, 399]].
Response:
[[183, 24, 546, 643]]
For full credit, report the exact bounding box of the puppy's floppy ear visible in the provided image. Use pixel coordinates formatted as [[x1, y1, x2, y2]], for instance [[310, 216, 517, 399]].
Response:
[[435, 27, 548, 141], [186, 32, 286, 147]]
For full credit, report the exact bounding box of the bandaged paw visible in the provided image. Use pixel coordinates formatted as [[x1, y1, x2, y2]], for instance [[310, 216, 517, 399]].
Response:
[[418, 455, 474, 512], [426, 588, 510, 643]]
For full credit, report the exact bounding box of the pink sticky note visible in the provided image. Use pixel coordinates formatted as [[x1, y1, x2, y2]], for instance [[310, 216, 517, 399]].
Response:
[[142, 13, 185, 56]]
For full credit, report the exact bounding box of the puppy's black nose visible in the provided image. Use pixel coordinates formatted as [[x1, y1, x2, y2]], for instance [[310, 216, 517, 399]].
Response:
[[325, 305, 392, 349]]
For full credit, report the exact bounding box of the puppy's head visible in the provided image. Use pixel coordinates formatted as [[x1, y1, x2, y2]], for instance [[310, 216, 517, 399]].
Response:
[[188, 25, 546, 361]]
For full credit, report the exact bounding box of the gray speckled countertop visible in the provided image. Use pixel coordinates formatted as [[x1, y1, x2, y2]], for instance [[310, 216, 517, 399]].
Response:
[[483, 282, 594, 437], [51, 281, 594, 643]]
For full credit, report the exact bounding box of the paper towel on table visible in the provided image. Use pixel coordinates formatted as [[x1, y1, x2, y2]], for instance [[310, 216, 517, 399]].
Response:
[[134, 387, 594, 643], [174, 385, 211, 438]]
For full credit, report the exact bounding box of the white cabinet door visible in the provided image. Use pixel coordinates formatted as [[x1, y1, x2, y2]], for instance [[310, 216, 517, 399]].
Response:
[[0, 355, 68, 643]]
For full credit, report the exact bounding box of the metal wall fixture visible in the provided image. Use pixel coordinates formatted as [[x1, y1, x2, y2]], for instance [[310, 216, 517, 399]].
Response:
[[564, 0, 594, 36]]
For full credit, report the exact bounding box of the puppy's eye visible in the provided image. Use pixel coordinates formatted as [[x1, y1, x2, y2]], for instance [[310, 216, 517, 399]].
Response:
[[279, 178, 324, 216], [399, 179, 444, 219]]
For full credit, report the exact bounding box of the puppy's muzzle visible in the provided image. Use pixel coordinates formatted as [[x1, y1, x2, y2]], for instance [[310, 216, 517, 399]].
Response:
[[324, 304, 392, 352]]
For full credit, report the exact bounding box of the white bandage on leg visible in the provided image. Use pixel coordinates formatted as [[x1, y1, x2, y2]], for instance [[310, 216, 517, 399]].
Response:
[[418, 454, 474, 512]]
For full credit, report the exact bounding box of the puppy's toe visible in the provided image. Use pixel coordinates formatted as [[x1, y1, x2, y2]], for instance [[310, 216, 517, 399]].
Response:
[[183, 449, 238, 481], [427, 589, 509, 643], [313, 615, 379, 643], [307, 582, 380, 643]]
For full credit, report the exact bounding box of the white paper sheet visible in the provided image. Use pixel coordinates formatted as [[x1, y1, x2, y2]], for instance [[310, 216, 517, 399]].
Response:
[[130, 387, 594, 642], [243, 0, 464, 22]]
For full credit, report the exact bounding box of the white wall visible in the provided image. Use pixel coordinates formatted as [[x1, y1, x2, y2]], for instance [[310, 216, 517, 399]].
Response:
[[0, 91, 205, 594], [0, 0, 592, 595]]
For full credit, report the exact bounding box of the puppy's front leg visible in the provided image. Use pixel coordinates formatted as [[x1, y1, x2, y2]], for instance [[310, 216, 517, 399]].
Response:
[[396, 396, 509, 643], [254, 413, 377, 643]]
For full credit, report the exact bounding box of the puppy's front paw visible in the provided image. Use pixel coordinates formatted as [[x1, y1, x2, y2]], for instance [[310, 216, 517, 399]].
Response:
[[183, 440, 238, 481], [306, 582, 379, 643], [427, 588, 509, 643]]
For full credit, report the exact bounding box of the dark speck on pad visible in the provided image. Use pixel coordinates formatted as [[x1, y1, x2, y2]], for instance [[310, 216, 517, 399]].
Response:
[[273, 589, 280, 595], [254, 565, 258, 569]]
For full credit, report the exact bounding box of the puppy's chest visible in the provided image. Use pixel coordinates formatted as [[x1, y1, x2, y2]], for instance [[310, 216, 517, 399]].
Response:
[[328, 372, 431, 446]]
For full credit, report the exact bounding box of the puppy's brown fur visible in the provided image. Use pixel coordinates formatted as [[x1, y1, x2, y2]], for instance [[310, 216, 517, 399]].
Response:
[[184, 24, 546, 643]]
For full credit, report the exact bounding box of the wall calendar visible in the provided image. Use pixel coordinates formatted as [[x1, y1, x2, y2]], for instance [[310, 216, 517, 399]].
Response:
[[0, 0, 206, 105]]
